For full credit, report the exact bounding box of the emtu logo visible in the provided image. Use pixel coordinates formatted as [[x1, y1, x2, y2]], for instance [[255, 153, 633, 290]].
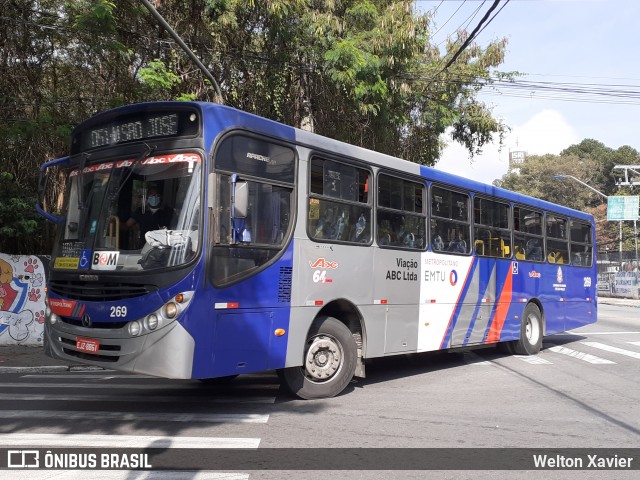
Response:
[[449, 270, 458, 286]]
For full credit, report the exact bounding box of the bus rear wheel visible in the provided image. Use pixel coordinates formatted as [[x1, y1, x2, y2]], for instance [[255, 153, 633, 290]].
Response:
[[278, 317, 357, 400], [513, 303, 543, 355]]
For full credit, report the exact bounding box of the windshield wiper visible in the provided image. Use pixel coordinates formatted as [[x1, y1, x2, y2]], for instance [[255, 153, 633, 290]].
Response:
[[108, 143, 156, 200]]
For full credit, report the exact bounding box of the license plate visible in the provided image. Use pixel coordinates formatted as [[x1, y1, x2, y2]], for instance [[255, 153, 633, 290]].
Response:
[[76, 337, 100, 354]]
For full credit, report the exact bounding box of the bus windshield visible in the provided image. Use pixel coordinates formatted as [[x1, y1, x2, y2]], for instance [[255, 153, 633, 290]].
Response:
[[52, 152, 202, 272]]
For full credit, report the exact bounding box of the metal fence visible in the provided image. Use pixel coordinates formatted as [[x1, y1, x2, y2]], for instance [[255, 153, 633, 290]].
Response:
[[596, 251, 639, 298]]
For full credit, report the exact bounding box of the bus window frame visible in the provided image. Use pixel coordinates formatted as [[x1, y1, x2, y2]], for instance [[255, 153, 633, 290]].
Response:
[[513, 204, 545, 263], [208, 130, 298, 288], [306, 154, 373, 247], [376, 171, 427, 251], [472, 194, 512, 260], [544, 212, 570, 265], [569, 218, 594, 268], [429, 183, 472, 256]]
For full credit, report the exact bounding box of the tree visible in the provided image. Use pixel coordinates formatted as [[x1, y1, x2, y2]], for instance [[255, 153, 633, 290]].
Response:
[[0, 0, 509, 254], [177, 0, 510, 165]]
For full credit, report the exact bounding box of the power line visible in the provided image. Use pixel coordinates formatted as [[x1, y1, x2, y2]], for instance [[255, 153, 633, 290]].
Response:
[[430, 0, 507, 83]]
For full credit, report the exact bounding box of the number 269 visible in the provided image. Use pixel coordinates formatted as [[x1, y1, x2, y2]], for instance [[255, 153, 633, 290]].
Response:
[[110, 306, 127, 317]]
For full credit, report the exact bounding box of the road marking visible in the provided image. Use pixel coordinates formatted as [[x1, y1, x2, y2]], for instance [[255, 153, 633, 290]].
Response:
[[628, 341, 640, 347], [5, 472, 249, 480], [514, 355, 553, 365], [0, 410, 269, 423], [548, 346, 615, 364], [581, 342, 640, 360], [567, 331, 640, 335], [0, 433, 260, 449], [0, 393, 276, 404]]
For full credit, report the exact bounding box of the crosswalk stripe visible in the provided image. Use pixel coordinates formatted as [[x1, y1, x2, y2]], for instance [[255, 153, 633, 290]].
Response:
[[0, 382, 279, 390], [0, 410, 269, 423], [548, 346, 615, 364], [628, 341, 640, 347], [514, 355, 553, 365], [4, 472, 249, 480], [0, 433, 260, 449], [567, 331, 640, 335], [0, 393, 276, 404], [581, 341, 640, 360]]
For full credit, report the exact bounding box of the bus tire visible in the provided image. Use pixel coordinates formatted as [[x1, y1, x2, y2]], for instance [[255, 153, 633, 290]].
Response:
[[278, 317, 357, 400], [513, 303, 543, 355]]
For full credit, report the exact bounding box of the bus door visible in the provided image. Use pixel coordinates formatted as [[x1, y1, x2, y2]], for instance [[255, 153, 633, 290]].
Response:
[[205, 134, 296, 378]]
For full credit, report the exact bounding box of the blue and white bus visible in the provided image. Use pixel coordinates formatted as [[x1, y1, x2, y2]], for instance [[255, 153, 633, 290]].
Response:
[[38, 102, 597, 399]]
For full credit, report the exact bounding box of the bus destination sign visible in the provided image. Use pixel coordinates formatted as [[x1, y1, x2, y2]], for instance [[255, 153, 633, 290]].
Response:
[[88, 113, 178, 149], [73, 108, 200, 153]]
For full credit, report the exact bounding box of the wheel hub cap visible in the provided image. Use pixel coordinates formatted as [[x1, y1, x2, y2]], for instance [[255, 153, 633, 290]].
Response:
[[305, 335, 341, 381]]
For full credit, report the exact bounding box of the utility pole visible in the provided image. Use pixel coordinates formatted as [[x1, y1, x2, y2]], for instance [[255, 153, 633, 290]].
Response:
[[140, 0, 223, 103]]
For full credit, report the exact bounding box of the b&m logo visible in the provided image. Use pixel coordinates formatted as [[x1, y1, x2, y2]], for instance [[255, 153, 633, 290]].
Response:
[[449, 270, 458, 286], [92, 251, 119, 271]]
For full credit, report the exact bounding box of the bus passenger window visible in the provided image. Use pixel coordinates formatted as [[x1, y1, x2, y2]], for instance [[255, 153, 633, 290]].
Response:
[[545, 215, 569, 265], [473, 197, 511, 259], [376, 174, 425, 250], [308, 157, 371, 245], [570, 220, 593, 267], [430, 185, 470, 256]]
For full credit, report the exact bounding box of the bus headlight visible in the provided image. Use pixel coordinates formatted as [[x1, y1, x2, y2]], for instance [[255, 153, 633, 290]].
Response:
[[163, 302, 178, 319], [146, 314, 159, 331], [127, 291, 194, 337], [49, 313, 58, 325], [128, 321, 141, 336]]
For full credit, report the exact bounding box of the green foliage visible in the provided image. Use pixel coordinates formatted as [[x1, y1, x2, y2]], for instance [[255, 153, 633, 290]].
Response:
[[138, 60, 182, 90], [0, 173, 45, 254], [1, 0, 511, 253]]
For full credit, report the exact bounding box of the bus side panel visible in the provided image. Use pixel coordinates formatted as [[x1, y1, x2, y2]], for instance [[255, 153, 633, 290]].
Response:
[[285, 238, 376, 367], [418, 253, 476, 351], [373, 249, 421, 354], [187, 242, 294, 379], [564, 262, 597, 331]]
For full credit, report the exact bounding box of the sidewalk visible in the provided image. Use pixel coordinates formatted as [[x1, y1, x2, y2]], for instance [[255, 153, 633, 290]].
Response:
[[597, 296, 640, 308], [0, 344, 102, 373]]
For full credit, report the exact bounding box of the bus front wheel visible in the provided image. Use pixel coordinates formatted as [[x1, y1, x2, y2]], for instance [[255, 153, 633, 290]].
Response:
[[278, 317, 357, 400], [513, 303, 543, 355]]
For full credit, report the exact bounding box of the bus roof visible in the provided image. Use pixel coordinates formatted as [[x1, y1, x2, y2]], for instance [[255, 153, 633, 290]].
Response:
[[77, 101, 594, 223]]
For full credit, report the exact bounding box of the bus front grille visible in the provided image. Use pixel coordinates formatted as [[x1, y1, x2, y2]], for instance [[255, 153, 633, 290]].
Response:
[[49, 280, 154, 301]]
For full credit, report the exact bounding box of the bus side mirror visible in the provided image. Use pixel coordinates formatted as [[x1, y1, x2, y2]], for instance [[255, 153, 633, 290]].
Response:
[[36, 156, 70, 224], [233, 181, 248, 219]]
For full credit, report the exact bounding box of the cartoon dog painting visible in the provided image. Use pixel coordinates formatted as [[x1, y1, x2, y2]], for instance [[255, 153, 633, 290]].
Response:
[[0, 258, 17, 311]]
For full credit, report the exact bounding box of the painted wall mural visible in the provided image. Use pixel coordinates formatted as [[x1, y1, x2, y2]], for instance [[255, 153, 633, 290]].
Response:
[[0, 254, 48, 345]]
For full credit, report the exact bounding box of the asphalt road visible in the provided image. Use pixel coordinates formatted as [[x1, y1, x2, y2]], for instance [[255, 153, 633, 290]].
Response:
[[1, 303, 639, 480]]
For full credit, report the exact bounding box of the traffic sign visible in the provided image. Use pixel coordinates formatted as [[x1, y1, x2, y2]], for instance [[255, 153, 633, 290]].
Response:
[[607, 196, 640, 221]]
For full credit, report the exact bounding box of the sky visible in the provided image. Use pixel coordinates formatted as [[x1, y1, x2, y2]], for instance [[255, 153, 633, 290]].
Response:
[[420, 0, 640, 184]]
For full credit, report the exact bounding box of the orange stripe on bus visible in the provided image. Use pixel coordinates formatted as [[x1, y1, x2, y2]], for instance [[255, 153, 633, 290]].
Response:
[[486, 270, 513, 343]]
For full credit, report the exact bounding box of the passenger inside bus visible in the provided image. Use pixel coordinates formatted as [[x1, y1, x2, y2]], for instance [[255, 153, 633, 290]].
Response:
[[525, 239, 543, 261], [124, 186, 174, 248]]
